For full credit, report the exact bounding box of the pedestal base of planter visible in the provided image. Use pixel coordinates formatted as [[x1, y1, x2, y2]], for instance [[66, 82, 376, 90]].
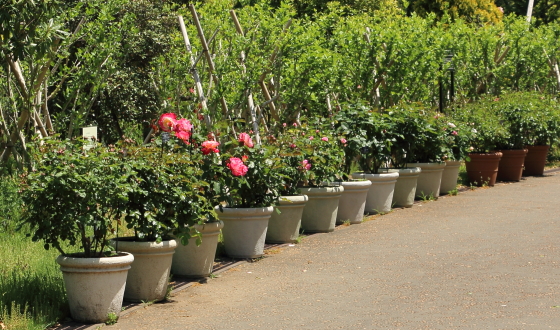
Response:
[[465, 152, 502, 186]]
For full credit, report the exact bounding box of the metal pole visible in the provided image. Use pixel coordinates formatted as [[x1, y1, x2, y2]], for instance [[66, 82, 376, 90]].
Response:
[[450, 68, 455, 103]]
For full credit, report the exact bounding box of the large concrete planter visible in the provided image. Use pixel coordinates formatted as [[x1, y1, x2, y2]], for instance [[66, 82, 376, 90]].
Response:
[[266, 195, 308, 243], [523, 145, 549, 176], [217, 206, 274, 258], [111, 238, 177, 302], [388, 167, 421, 208], [440, 160, 462, 194], [300, 186, 344, 233], [56, 252, 134, 323], [407, 162, 446, 198], [351, 172, 399, 214], [171, 221, 224, 278], [336, 180, 372, 224], [465, 152, 502, 186], [497, 149, 528, 182]]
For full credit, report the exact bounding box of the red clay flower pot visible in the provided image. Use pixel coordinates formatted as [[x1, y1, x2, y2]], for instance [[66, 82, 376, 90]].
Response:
[[523, 145, 550, 176], [497, 149, 528, 182], [465, 152, 502, 187]]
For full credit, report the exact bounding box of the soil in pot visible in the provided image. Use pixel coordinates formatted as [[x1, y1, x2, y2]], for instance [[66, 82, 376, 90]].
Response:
[[465, 152, 502, 187], [497, 149, 528, 182]]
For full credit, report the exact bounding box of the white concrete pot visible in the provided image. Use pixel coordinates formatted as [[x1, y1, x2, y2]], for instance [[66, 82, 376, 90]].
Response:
[[351, 172, 399, 214], [171, 221, 224, 278], [266, 195, 308, 243], [336, 180, 372, 224], [406, 162, 446, 198], [388, 167, 421, 208], [300, 186, 344, 233], [217, 206, 274, 258], [440, 160, 462, 194], [112, 238, 177, 302], [56, 252, 134, 324]]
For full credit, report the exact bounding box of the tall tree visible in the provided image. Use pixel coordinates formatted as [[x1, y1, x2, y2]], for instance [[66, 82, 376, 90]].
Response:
[[411, 0, 503, 24]]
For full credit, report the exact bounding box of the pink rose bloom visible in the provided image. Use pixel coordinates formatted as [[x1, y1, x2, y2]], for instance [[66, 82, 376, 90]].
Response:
[[315, 130, 320, 133], [451, 131, 458, 136], [340, 138, 347, 144], [227, 157, 248, 177], [176, 130, 192, 144], [309, 136, 314, 140], [158, 113, 177, 132], [201, 140, 220, 155], [282, 123, 287, 127], [293, 123, 297, 127], [321, 137, 328, 142], [175, 118, 193, 133], [238, 132, 254, 148], [301, 159, 311, 171], [289, 143, 296, 148]]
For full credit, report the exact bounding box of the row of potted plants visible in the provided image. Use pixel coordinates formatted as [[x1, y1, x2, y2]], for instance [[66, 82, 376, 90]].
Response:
[[19, 92, 560, 324]]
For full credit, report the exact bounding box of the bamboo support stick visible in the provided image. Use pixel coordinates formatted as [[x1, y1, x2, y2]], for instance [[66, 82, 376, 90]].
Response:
[[229, 10, 260, 144], [189, 5, 216, 73], [178, 15, 212, 130]]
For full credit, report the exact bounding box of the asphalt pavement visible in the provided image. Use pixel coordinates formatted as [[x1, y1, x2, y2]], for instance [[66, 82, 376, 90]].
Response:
[[103, 173, 560, 330]]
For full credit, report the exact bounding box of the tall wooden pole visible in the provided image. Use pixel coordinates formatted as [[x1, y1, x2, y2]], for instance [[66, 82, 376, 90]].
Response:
[[526, 0, 535, 23]]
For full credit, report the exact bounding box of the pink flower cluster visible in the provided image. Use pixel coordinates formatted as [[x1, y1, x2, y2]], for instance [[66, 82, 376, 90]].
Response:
[[300, 159, 311, 171], [227, 157, 248, 177], [238, 132, 254, 148], [158, 113, 193, 144], [201, 140, 220, 155]]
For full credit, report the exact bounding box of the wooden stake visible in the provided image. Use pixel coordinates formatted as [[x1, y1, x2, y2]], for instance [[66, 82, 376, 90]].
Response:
[[178, 15, 212, 130]]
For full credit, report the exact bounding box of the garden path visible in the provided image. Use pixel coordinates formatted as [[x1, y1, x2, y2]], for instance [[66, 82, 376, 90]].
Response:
[[99, 173, 560, 329]]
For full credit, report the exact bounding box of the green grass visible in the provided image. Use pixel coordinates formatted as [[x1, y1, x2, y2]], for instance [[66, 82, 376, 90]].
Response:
[[0, 176, 73, 329]]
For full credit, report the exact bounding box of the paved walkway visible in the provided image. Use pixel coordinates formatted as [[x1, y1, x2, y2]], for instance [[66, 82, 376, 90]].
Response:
[[106, 173, 560, 330]]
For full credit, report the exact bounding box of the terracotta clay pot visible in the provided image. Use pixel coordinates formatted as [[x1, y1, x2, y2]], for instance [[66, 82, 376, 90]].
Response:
[[465, 152, 502, 186], [497, 149, 528, 182], [523, 145, 550, 176]]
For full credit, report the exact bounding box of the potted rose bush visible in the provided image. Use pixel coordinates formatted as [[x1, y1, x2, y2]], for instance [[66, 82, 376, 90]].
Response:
[[114, 114, 216, 299], [289, 119, 345, 233], [264, 129, 310, 243], [20, 138, 134, 324], [207, 131, 284, 258]]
